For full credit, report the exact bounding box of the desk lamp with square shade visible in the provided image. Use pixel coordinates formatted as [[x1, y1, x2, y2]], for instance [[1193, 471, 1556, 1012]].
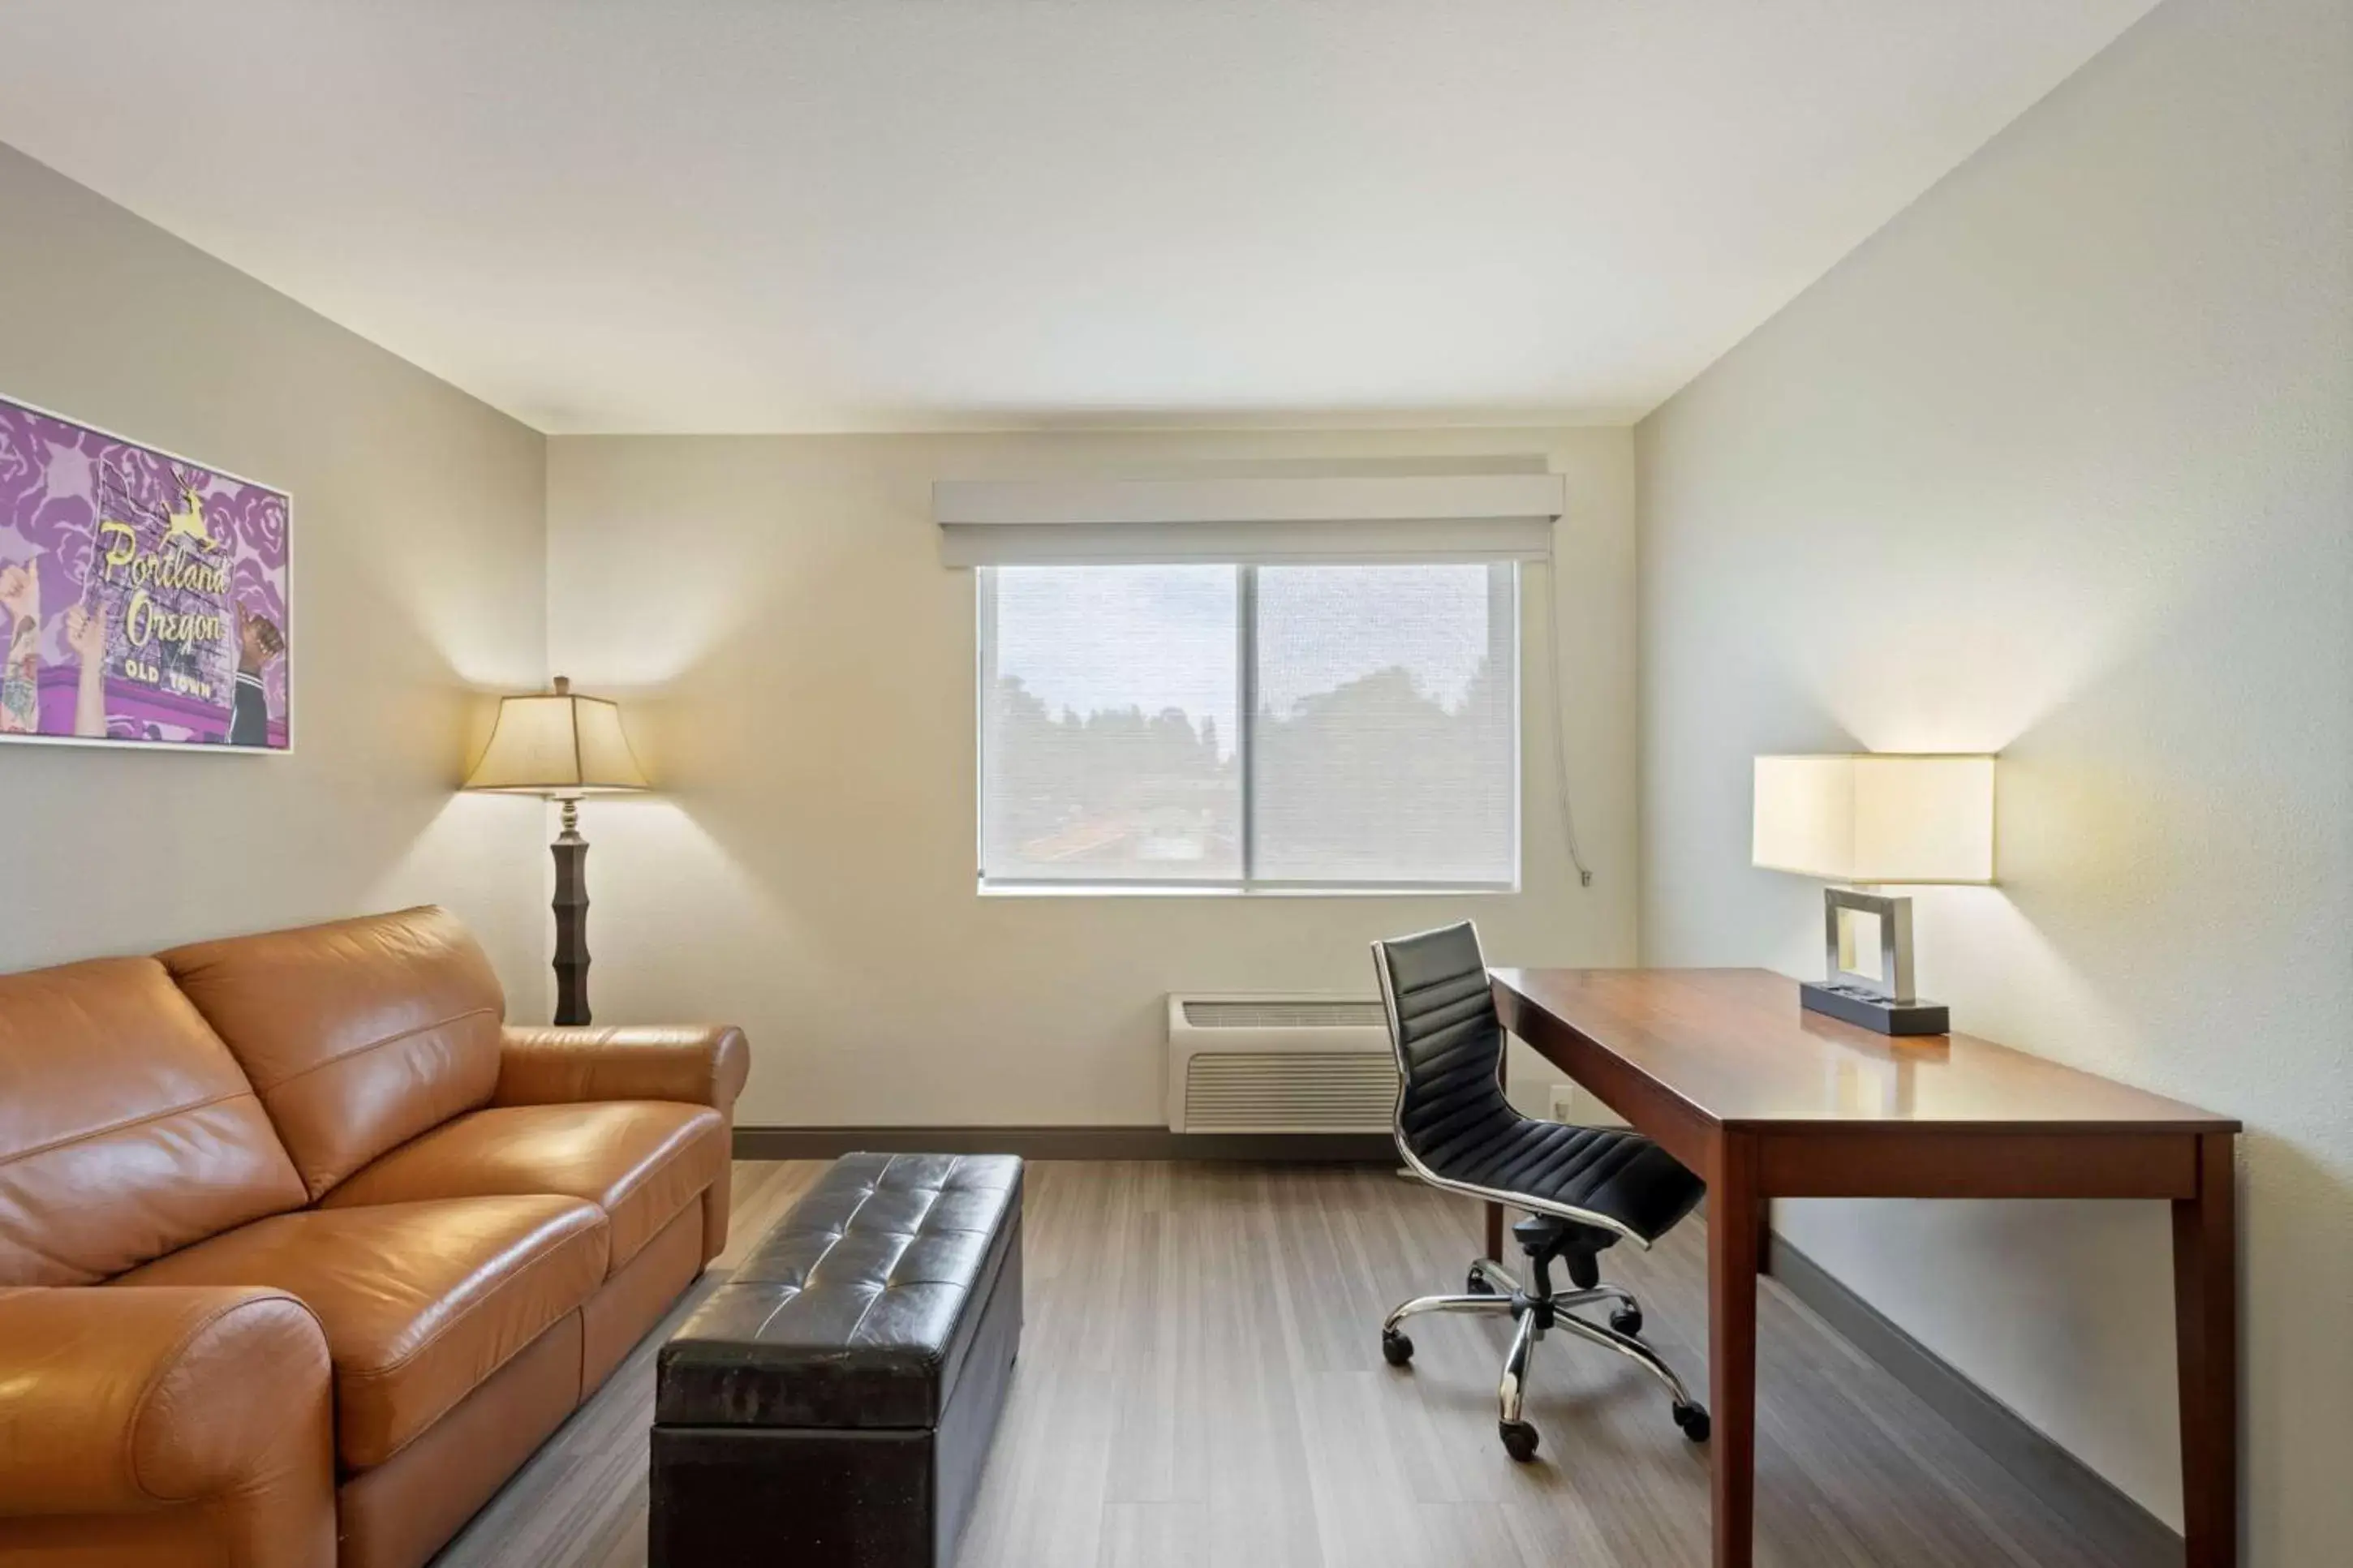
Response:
[[463, 677, 649, 1025], [1752, 754, 1994, 1035]]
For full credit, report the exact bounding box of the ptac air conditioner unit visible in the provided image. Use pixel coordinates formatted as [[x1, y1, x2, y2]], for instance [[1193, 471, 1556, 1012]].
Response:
[[1165, 994, 1400, 1135]]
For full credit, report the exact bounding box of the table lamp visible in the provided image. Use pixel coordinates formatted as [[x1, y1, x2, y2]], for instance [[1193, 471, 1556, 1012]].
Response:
[[463, 676, 649, 1025], [1751, 753, 1994, 1035]]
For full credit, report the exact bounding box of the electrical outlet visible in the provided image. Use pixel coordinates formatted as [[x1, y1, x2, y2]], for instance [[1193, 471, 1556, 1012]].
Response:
[[1546, 1082, 1628, 1128]]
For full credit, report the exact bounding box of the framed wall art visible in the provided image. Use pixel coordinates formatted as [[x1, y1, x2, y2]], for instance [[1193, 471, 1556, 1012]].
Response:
[[0, 394, 290, 751]]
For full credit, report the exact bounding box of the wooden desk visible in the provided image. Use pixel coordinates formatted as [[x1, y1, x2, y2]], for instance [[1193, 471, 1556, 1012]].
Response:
[[1489, 967, 2240, 1568]]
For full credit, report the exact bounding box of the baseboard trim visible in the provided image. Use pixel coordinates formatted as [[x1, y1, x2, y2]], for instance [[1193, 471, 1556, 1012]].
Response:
[[1764, 1232, 2183, 1561], [733, 1123, 1396, 1162]]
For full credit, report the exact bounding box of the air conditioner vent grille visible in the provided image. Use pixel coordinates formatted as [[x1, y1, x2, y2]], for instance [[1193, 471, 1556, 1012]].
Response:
[[1181, 999, 1388, 1029], [1181, 1052, 1399, 1133]]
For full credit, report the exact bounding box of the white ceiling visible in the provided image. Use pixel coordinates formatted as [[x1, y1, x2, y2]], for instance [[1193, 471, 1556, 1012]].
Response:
[[0, 1, 2155, 435]]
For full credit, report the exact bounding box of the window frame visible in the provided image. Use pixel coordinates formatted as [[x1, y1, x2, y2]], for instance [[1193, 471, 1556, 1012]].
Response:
[[975, 562, 1521, 896]]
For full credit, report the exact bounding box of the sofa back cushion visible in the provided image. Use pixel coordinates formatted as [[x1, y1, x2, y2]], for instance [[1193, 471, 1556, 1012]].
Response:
[[161, 906, 506, 1201], [0, 956, 307, 1286]]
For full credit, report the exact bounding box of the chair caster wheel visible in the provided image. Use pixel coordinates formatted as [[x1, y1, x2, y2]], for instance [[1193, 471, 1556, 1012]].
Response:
[[1499, 1420, 1541, 1462], [1466, 1266, 1496, 1295], [1381, 1330, 1414, 1367], [1673, 1403, 1710, 1442], [1609, 1304, 1644, 1336]]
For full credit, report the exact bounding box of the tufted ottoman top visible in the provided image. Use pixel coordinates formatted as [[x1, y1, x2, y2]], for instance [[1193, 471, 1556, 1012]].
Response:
[[656, 1152, 1024, 1430]]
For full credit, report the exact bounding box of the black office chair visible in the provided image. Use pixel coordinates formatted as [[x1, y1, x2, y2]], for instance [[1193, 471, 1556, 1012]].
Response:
[[1371, 921, 1710, 1462]]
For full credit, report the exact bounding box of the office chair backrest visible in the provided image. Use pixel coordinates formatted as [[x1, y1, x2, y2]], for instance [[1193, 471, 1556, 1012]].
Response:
[[1371, 921, 1512, 1166]]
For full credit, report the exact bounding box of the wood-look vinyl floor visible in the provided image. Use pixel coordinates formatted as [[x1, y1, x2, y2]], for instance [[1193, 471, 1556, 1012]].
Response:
[[435, 1160, 2168, 1568]]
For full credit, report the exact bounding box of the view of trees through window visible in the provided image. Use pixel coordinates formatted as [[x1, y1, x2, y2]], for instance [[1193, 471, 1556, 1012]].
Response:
[[981, 563, 1516, 888]]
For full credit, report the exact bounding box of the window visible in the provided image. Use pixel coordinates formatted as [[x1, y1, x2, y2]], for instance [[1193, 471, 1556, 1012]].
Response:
[[979, 563, 1517, 891]]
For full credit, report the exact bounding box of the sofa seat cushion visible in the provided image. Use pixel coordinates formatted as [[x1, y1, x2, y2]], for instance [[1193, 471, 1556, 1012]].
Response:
[[112, 1195, 607, 1471], [320, 1102, 725, 1277]]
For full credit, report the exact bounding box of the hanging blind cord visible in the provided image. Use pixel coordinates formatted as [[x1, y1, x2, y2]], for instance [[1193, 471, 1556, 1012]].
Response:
[[1541, 557, 1594, 888]]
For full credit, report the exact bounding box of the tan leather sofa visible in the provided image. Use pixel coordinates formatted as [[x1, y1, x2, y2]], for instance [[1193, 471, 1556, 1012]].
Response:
[[0, 906, 749, 1568]]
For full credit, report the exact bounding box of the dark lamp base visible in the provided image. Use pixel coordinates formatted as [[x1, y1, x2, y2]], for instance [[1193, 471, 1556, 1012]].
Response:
[[552, 834, 591, 1026], [1800, 981, 1949, 1037]]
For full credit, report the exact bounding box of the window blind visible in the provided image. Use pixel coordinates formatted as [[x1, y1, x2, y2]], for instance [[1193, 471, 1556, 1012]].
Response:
[[1250, 563, 1516, 885], [978, 562, 1518, 891]]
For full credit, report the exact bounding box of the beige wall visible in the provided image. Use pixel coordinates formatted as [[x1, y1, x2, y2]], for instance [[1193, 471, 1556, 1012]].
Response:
[[0, 144, 550, 993], [1636, 0, 2350, 1555], [546, 427, 1638, 1127]]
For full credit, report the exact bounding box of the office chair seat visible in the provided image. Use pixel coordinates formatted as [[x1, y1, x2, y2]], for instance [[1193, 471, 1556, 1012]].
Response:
[[1415, 1116, 1704, 1247], [1372, 921, 1710, 1463]]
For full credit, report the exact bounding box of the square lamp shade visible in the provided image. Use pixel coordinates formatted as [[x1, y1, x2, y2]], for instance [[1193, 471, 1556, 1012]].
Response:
[[1752, 754, 1994, 885], [462, 677, 648, 797]]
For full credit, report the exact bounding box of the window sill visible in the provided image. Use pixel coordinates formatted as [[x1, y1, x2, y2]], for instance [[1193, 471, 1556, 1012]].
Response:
[[977, 880, 1521, 899]]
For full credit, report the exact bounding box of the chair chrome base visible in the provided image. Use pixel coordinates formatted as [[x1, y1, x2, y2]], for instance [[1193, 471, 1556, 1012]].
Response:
[[1379, 1253, 1710, 1460]]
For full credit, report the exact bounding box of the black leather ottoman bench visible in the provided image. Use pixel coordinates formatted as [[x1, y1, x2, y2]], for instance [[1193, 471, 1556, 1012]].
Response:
[[650, 1152, 1024, 1568]]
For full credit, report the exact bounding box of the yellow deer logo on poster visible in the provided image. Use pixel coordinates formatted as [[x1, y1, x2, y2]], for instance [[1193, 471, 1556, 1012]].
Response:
[[161, 485, 220, 552]]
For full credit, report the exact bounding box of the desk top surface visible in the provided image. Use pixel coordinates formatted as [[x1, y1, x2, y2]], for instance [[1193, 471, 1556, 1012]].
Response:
[[1491, 967, 2238, 1133]]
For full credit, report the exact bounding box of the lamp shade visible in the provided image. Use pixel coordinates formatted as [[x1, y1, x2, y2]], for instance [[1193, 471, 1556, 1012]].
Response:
[[1752, 754, 1994, 884], [463, 677, 649, 796]]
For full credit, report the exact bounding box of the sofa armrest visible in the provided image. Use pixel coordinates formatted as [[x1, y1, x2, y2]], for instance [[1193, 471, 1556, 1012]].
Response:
[[0, 1285, 331, 1518], [494, 1024, 751, 1115]]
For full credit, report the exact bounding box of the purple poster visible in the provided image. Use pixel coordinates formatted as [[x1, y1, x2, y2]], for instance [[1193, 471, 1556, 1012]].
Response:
[[0, 395, 290, 750]]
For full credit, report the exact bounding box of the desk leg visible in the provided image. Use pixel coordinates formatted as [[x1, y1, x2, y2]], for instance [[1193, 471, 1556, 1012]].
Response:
[[2173, 1132, 2238, 1568], [1708, 1132, 1761, 1568], [1484, 1200, 1504, 1264]]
